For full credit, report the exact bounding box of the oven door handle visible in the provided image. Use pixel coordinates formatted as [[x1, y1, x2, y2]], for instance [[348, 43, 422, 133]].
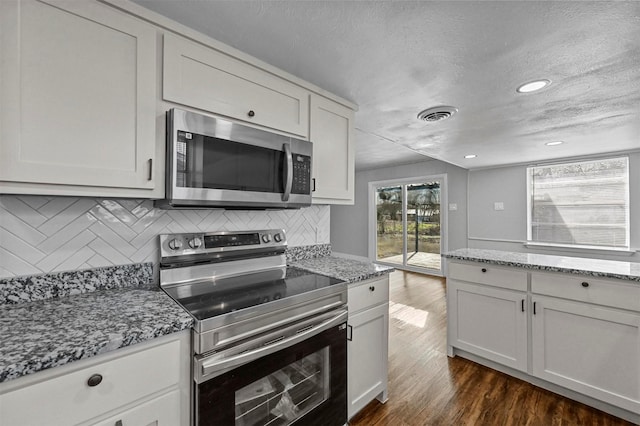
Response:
[[282, 142, 293, 201], [200, 310, 347, 378]]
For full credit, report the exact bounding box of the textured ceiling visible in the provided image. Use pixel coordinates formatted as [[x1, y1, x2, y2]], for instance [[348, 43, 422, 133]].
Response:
[[133, 0, 640, 170]]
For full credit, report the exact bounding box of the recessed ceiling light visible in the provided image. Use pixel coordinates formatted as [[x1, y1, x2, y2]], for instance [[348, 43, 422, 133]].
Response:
[[545, 141, 564, 146], [464, 154, 477, 159], [516, 79, 551, 93]]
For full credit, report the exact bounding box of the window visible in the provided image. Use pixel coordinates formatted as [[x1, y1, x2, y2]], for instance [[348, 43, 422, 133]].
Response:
[[527, 157, 629, 249]]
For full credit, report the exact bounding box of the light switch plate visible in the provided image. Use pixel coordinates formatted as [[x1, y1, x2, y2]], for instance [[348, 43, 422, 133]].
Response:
[[449, 203, 458, 211], [494, 202, 504, 211]]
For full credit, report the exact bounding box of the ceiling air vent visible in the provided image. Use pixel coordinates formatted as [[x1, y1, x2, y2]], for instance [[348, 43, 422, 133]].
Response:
[[417, 106, 458, 122]]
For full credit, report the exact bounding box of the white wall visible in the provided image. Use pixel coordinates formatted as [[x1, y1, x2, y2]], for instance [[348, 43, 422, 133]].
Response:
[[331, 159, 468, 259], [467, 151, 640, 262], [0, 196, 330, 278]]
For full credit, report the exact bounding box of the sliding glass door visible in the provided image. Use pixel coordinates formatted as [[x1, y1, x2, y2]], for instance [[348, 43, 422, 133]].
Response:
[[372, 176, 445, 275], [375, 185, 403, 266]]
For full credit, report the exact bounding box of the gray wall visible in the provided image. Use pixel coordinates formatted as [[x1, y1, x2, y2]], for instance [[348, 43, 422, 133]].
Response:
[[467, 151, 640, 262], [331, 159, 468, 258]]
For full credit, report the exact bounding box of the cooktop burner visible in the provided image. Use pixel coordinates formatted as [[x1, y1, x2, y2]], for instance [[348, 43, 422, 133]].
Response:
[[165, 267, 344, 320]]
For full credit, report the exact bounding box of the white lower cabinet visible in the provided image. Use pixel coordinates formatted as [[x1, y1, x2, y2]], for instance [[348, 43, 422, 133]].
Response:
[[347, 276, 389, 419], [93, 389, 181, 426], [447, 260, 640, 421], [0, 331, 190, 426], [531, 295, 640, 414], [447, 280, 527, 372]]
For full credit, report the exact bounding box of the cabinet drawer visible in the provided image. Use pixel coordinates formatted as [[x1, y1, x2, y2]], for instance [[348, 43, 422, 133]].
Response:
[[92, 389, 181, 426], [449, 262, 527, 291], [163, 34, 309, 137], [0, 339, 181, 426], [531, 272, 640, 312], [348, 277, 389, 314]]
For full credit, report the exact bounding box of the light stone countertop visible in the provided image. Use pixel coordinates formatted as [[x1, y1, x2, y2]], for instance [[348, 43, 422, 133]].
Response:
[[0, 288, 193, 383], [444, 248, 640, 283], [290, 256, 394, 283], [0, 251, 393, 384]]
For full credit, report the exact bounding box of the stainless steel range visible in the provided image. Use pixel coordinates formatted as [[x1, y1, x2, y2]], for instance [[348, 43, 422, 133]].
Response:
[[159, 230, 348, 426]]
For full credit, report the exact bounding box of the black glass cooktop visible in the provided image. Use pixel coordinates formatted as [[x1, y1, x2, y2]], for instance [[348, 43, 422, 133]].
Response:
[[165, 267, 344, 321]]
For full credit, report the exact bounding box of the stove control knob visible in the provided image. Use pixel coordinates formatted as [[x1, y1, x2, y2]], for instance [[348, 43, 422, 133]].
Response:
[[168, 238, 183, 251], [188, 237, 202, 249], [262, 234, 271, 243], [273, 233, 282, 243]]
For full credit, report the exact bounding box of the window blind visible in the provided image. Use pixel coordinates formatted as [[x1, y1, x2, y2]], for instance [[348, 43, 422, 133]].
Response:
[[528, 157, 629, 248]]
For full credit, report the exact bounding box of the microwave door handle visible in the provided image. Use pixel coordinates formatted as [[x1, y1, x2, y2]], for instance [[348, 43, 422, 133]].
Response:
[[282, 143, 293, 201]]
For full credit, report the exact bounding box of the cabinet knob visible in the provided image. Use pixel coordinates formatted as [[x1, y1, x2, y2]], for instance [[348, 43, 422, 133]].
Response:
[[369, 286, 375, 292], [481, 268, 487, 273], [581, 281, 589, 288], [248, 110, 255, 117], [87, 373, 103, 387]]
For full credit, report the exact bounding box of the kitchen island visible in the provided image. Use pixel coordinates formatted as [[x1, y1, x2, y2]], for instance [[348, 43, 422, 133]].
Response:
[[444, 248, 640, 424]]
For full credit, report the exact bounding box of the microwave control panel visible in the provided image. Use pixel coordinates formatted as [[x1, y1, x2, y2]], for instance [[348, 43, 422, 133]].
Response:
[[292, 154, 312, 194]]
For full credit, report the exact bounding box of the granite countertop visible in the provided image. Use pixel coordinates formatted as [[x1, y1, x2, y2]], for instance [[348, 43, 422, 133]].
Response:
[[0, 251, 390, 384], [444, 248, 640, 283], [0, 268, 193, 384], [290, 256, 394, 283]]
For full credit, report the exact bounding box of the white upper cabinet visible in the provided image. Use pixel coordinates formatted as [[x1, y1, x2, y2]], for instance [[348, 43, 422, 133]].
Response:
[[163, 33, 309, 138], [310, 94, 355, 204], [0, 0, 157, 195]]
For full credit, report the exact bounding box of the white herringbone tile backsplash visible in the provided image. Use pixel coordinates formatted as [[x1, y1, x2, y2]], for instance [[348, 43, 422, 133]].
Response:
[[0, 196, 330, 279]]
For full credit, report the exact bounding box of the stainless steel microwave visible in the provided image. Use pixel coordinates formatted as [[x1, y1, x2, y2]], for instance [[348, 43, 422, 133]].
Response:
[[157, 108, 313, 209]]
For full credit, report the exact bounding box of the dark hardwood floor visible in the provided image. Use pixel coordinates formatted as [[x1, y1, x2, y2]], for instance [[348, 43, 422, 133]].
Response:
[[349, 271, 636, 426]]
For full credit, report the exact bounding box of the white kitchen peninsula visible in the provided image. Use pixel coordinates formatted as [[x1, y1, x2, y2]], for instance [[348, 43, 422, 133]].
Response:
[[444, 248, 640, 424]]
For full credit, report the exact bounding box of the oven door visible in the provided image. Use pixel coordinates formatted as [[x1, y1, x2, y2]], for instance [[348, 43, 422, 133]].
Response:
[[164, 108, 312, 209], [195, 311, 347, 426]]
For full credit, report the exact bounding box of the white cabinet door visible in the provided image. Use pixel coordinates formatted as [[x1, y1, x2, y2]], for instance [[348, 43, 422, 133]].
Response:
[[347, 303, 389, 419], [0, 0, 156, 192], [163, 34, 309, 138], [0, 332, 191, 426], [0, 339, 182, 426], [447, 280, 528, 371], [532, 295, 640, 414], [91, 389, 182, 426], [310, 95, 355, 204]]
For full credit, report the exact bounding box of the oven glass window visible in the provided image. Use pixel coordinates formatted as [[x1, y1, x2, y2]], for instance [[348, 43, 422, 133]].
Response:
[[234, 347, 330, 426], [176, 131, 284, 193]]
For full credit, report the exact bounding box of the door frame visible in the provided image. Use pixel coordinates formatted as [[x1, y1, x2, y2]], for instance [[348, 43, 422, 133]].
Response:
[[368, 174, 448, 276]]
